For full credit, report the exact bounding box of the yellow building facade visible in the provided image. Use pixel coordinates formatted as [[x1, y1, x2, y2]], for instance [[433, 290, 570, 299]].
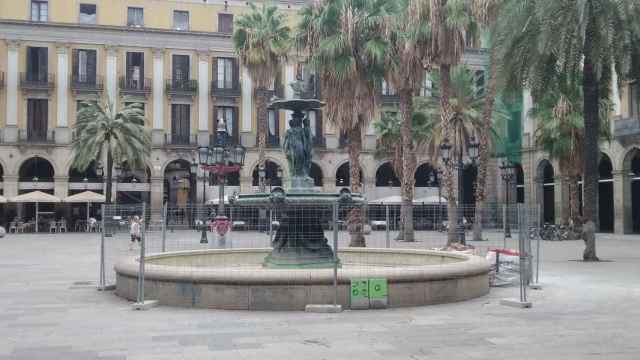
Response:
[[0, 0, 493, 226]]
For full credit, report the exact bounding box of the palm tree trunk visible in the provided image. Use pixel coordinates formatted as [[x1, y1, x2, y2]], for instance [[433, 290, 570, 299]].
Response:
[[473, 44, 499, 242], [105, 144, 113, 204], [348, 124, 366, 247], [399, 89, 416, 242], [569, 175, 581, 239], [255, 88, 268, 192], [581, 5, 599, 261], [439, 65, 458, 245]]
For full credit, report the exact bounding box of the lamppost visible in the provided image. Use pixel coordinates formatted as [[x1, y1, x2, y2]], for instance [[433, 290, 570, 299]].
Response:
[[428, 169, 443, 230], [500, 159, 516, 239], [439, 137, 479, 244], [197, 119, 246, 245]]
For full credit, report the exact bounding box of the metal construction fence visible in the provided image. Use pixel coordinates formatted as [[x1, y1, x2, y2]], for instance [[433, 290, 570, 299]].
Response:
[[98, 202, 541, 308]]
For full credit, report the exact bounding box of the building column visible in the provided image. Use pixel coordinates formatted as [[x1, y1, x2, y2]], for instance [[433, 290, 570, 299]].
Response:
[[105, 46, 118, 107], [152, 48, 165, 146], [56, 44, 71, 144], [612, 171, 625, 234], [554, 175, 566, 225], [197, 51, 210, 146], [5, 40, 20, 142], [240, 66, 254, 147], [149, 176, 164, 211], [3, 175, 19, 199], [54, 176, 69, 200]]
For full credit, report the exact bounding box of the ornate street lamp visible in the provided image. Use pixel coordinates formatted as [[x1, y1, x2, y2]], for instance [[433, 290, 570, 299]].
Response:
[[196, 119, 246, 245], [500, 159, 516, 239], [439, 136, 479, 244]]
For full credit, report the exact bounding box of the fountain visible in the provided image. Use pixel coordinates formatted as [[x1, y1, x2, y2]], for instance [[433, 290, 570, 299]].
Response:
[[230, 82, 365, 268], [113, 81, 490, 310]]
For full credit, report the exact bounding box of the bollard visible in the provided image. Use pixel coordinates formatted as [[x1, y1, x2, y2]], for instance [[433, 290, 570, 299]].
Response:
[[161, 203, 167, 253], [385, 205, 390, 248]]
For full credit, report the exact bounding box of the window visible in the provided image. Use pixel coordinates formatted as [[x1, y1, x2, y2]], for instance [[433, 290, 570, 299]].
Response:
[[127, 7, 144, 27], [382, 79, 397, 96], [171, 104, 191, 144], [214, 106, 238, 144], [420, 74, 433, 97], [27, 99, 48, 141], [31, 1, 48, 22], [172, 55, 190, 81], [73, 49, 97, 83], [216, 58, 234, 89], [26, 47, 48, 82], [126, 52, 145, 88], [173, 10, 189, 30], [79, 4, 96, 24], [218, 13, 233, 33]]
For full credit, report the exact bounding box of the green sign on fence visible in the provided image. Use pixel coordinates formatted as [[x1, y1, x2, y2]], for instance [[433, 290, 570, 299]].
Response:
[[368, 278, 388, 299], [351, 279, 369, 299]]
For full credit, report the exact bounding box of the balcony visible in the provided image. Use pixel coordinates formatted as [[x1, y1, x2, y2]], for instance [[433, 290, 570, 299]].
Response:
[[166, 79, 197, 97], [18, 128, 55, 144], [119, 76, 151, 97], [164, 133, 198, 147], [20, 72, 55, 92], [211, 81, 241, 98], [267, 135, 280, 148], [209, 133, 239, 147], [70, 75, 103, 94], [614, 117, 640, 144]]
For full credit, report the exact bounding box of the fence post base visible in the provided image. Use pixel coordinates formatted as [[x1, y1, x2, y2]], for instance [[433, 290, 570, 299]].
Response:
[[500, 298, 532, 308], [132, 300, 159, 311]]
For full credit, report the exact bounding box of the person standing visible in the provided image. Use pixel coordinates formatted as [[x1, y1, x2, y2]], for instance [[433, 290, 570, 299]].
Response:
[[129, 215, 141, 250]]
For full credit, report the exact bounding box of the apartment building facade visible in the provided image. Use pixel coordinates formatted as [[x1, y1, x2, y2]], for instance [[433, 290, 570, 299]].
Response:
[[0, 0, 499, 224]]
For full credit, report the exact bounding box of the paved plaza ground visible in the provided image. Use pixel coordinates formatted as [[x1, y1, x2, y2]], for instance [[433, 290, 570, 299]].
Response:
[[0, 231, 639, 360]]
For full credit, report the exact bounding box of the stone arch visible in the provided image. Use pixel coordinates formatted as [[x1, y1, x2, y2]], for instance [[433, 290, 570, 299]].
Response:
[[414, 162, 438, 187], [15, 153, 58, 178], [622, 147, 640, 233], [598, 152, 614, 232], [515, 162, 525, 203], [164, 159, 197, 207], [19, 156, 55, 182], [243, 155, 288, 180], [310, 162, 323, 187], [375, 161, 400, 187], [537, 159, 555, 224], [335, 161, 364, 187], [252, 159, 284, 187]]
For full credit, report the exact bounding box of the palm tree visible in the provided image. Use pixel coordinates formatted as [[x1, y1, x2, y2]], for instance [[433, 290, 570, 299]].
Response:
[[382, 0, 432, 241], [71, 100, 150, 204], [420, 66, 506, 245], [233, 2, 291, 190], [531, 79, 612, 235], [298, 0, 392, 247], [469, 0, 504, 242], [531, 82, 585, 234], [424, 0, 474, 243], [374, 111, 435, 181], [499, 0, 639, 260]]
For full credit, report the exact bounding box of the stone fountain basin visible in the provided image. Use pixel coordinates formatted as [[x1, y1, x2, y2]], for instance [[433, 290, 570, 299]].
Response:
[[115, 248, 490, 310]]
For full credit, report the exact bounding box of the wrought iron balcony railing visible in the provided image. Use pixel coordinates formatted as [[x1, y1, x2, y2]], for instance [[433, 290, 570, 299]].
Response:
[[119, 76, 152, 96], [20, 72, 55, 91], [166, 79, 197, 96]]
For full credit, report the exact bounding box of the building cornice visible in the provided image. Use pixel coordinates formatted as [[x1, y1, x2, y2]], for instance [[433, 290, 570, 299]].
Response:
[[0, 20, 235, 53]]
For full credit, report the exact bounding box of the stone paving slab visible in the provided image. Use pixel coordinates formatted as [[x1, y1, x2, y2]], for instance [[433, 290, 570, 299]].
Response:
[[0, 233, 639, 359]]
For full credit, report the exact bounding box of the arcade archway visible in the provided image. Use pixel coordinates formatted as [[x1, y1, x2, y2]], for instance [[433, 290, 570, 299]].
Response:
[[335, 162, 363, 188], [598, 154, 614, 232], [538, 160, 555, 224], [375, 162, 400, 187]]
